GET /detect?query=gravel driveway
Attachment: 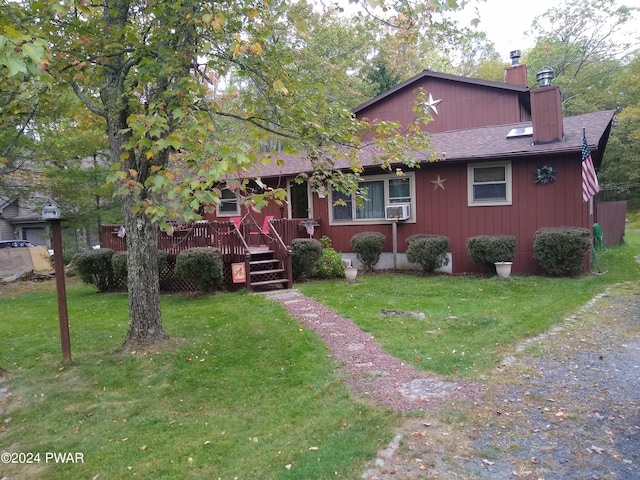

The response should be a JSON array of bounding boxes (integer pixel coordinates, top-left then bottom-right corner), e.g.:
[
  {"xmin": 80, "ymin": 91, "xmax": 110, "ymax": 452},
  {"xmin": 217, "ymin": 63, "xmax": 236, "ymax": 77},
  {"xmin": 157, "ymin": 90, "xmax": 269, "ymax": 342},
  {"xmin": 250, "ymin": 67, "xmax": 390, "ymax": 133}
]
[{"xmin": 361, "ymin": 283, "xmax": 640, "ymax": 480}]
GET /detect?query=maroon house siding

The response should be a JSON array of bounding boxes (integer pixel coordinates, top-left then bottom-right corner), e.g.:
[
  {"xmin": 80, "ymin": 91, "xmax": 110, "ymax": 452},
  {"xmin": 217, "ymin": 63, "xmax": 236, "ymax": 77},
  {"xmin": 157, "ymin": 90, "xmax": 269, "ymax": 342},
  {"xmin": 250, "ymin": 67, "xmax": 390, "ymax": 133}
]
[
  {"xmin": 356, "ymin": 76, "xmax": 529, "ymax": 133},
  {"xmin": 308, "ymin": 153, "xmax": 590, "ymax": 275}
]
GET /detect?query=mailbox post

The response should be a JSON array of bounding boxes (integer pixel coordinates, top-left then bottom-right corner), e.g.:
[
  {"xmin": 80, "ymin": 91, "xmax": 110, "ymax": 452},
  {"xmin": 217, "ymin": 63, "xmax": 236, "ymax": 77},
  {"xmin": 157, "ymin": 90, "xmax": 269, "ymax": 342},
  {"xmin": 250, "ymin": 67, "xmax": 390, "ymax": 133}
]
[{"xmin": 42, "ymin": 199, "xmax": 71, "ymax": 364}]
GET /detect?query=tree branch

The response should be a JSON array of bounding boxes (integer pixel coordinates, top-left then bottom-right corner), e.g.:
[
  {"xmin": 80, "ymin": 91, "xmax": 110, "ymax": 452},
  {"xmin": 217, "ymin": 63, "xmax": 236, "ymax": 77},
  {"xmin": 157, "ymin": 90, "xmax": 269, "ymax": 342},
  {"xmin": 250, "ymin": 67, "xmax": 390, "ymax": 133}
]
[{"xmin": 70, "ymin": 80, "xmax": 108, "ymax": 118}]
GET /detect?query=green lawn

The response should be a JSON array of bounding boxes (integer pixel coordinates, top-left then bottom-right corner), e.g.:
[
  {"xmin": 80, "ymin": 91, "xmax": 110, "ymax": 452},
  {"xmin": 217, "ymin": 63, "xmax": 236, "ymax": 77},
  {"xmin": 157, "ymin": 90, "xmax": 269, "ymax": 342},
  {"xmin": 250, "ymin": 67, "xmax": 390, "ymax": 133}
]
[
  {"xmin": 1, "ymin": 215, "xmax": 638, "ymax": 478},
  {"xmin": 0, "ymin": 287, "xmax": 395, "ymax": 479},
  {"xmin": 299, "ymin": 216, "xmax": 640, "ymax": 379}
]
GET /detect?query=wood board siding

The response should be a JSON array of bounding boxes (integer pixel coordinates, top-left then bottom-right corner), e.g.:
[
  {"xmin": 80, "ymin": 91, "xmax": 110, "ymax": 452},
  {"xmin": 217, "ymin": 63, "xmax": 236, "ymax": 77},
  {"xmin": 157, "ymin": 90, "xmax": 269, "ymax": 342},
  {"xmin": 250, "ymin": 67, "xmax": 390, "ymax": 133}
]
[
  {"xmin": 311, "ymin": 155, "xmax": 590, "ymax": 274},
  {"xmin": 357, "ymin": 78, "xmax": 525, "ymax": 134}
]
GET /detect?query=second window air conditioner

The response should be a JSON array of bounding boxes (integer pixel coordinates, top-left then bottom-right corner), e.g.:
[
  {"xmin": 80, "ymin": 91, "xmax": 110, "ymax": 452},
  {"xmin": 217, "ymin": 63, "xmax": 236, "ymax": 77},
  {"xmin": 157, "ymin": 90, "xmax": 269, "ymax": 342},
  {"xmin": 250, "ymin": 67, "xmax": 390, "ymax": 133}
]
[{"xmin": 384, "ymin": 204, "xmax": 411, "ymax": 221}]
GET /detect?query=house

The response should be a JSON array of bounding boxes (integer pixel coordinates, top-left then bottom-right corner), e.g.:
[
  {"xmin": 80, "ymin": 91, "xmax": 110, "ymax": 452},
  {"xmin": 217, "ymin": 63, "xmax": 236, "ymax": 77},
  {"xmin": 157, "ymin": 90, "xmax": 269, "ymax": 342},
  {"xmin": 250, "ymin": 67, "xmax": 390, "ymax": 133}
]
[
  {"xmin": 203, "ymin": 57, "xmax": 616, "ymax": 275},
  {"xmin": 0, "ymin": 196, "xmax": 50, "ymax": 246}
]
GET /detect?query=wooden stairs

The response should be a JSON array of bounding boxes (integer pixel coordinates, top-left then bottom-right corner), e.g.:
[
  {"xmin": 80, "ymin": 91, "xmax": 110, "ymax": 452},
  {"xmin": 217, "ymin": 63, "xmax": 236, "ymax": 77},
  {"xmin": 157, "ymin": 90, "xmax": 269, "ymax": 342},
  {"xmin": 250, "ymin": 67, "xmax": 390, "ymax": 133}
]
[{"xmin": 247, "ymin": 248, "xmax": 291, "ymax": 290}]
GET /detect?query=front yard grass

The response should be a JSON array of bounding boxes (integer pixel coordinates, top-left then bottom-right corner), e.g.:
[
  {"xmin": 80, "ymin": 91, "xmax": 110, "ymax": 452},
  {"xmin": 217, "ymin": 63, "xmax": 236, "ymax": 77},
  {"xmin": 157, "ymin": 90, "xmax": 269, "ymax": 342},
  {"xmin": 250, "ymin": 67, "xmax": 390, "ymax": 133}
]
[
  {"xmin": 0, "ymin": 286, "xmax": 395, "ymax": 479},
  {"xmin": 1, "ymin": 215, "xmax": 638, "ymax": 478},
  {"xmin": 299, "ymin": 217, "xmax": 640, "ymax": 379}
]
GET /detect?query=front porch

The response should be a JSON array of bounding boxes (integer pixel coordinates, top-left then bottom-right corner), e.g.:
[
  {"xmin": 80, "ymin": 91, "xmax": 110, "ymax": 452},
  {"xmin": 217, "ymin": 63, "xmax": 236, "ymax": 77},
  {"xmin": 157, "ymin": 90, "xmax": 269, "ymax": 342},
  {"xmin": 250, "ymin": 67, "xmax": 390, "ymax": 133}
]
[{"xmin": 100, "ymin": 217, "xmax": 320, "ymax": 291}]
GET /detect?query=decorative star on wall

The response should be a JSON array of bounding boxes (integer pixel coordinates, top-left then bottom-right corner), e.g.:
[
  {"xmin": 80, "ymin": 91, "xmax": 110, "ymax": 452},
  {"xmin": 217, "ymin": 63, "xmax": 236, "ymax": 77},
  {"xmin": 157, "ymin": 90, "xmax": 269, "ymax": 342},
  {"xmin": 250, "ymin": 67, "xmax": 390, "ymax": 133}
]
[
  {"xmin": 424, "ymin": 93, "xmax": 442, "ymax": 115},
  {"xmin": 431, "ymin": 174, "xmax": 446, "ymax": 191}
]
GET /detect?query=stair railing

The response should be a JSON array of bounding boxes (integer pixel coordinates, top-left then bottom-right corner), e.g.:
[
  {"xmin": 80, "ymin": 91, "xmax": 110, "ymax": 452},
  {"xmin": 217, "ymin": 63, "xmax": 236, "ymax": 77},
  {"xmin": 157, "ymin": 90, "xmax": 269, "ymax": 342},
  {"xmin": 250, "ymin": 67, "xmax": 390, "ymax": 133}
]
[{"xmin": 266, "ymin": 219, "xmax": 293, "ymax": 288}]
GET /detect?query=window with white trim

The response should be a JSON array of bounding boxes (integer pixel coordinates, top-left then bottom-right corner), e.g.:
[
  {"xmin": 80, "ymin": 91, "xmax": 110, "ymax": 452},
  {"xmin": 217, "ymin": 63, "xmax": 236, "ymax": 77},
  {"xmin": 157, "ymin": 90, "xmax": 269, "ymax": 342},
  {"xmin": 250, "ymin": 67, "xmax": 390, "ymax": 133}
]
[
  {"xmin": 217, "ymin": 188, "xmax": 240, "ymax": 216},
  {"xmin": 330, "ymin": 173, "xmax": 414, "ymax": 224},
  {"xmin": 467, "ymin": 161, "xmax": 512, "ymax": 206}
]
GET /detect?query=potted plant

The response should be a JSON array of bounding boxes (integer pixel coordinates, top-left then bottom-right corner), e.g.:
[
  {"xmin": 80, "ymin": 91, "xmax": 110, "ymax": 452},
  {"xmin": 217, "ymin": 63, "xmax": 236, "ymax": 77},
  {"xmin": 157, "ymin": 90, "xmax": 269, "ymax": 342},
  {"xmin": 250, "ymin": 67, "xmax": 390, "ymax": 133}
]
[
  {"xmin": 494, "ymin": 260, "xmax": 513, "ymax": 279},
  {"xmin": 344, "ymin": 260, "xmax": 358, "ymax": 282},
  {"xmin": 466, "ymin": 235, "xmax": 516, "ymax": 278}
]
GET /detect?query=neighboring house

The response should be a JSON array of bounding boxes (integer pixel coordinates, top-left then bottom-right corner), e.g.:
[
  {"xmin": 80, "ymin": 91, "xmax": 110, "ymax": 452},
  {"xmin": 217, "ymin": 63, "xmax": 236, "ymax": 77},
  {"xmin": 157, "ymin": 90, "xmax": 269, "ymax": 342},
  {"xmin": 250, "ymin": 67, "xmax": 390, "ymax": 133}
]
[
  {"xmin": 0, "ymin": 196, "xmax": 49, "ymax": 246},
  {"xmin": 203, "ymin": 58, "xmax": 616, "ymax": 275}
]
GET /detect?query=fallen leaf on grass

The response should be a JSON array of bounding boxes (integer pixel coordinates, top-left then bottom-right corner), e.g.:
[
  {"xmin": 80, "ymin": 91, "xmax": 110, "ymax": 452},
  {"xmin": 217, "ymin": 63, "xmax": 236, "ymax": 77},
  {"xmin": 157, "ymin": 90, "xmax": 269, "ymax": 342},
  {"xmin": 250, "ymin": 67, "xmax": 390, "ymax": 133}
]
[{"xmin": 139, "ymin": 445, "xmax": 147, "ymax": 451}]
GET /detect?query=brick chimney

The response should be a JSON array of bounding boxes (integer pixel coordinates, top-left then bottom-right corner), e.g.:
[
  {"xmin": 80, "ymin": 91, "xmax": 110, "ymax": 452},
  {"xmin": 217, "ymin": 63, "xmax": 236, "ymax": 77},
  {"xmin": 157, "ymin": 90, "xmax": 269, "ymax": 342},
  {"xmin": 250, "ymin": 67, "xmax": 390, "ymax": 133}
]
[
  {"xmin": 531, "ymin": 69, "xmax": 563, "ymax": 144},
  {"xmin": 504, "ymin": 50, "xmax": 528, "ymax": 86}
]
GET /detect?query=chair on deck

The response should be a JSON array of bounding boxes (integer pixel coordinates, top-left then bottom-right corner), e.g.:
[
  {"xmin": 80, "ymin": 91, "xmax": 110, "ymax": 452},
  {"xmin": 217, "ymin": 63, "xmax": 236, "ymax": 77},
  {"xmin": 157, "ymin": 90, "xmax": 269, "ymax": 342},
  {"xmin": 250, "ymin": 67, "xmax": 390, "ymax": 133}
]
[{"xmin": 249, "ymin": 215, "xmax": 274, "ymax": 244}]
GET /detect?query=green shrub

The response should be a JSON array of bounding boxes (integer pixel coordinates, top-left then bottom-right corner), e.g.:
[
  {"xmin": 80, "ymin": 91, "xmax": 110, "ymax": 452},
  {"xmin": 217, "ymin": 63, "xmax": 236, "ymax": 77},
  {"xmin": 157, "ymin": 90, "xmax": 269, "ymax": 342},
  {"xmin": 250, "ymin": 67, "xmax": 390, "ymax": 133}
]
[
  {"xmin": 112, "ymin": 251, "xmax": 128, "ymax": 280},
  {"xmin": 406, "ymin": 235, "xmax": 449, "ymax": 275},
  {"xmin": 291, "ymin": 238, "xmax": 323, "ymax": 280},
  {"xmin": 319, "ymin": 235, "xmax": 333, "ymax": 249},
  {"xmin": 112, "ymin": 250, "xmax": 169, "ymax": 283},
  {"xmin": 350, "ymin": 231, "xmax": 385, "ymax": 272},
  {"xmin": 311, "ymin": 247, "xmax": 345, "ymax": 279},
  {"xmin": 533, "ymin": 227, "xmax": 591, "ymax": 276},
  {"xmin": 175, "ymin": 247, "xmax": 223, "ymax": 293},
  {"xmin": 73, "ymin": 249, "xmax": 117, "ymax": 292},
  {"xmin": 466, "ymin": 235, "xmax": 516, "ymax": 275}
]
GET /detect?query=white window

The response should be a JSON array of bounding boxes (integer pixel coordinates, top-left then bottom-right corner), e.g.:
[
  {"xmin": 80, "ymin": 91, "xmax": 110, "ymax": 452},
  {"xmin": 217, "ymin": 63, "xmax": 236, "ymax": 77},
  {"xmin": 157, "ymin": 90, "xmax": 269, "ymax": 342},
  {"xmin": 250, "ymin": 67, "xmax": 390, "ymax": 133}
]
[
  {"xmin": 330, "ymin": 173, "xmax": 415, "ymax": 224},
  {"xmin": 217, "ymin": 188, "xmax": 240, "ymax": 216},
  {"xmin": 468, "ymin": 161, "xmax": 512, "ymax": 206}
]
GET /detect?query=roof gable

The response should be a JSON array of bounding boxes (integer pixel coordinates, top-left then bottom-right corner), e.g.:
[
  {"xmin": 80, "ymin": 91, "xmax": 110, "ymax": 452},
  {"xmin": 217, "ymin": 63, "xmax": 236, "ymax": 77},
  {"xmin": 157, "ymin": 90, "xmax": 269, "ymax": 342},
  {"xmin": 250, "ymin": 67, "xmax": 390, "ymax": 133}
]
[{"xmin": 353, "ymin": 70, "xmax": 530, "ymax": 114}]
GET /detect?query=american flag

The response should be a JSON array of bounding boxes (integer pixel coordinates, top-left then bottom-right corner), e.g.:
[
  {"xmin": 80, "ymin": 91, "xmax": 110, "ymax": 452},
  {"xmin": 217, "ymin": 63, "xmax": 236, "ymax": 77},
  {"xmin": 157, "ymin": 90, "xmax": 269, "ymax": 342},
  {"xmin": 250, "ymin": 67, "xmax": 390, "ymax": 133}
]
[{"xmin": 581, "ymin": 132, "xmax": 599, "ymax": 202}]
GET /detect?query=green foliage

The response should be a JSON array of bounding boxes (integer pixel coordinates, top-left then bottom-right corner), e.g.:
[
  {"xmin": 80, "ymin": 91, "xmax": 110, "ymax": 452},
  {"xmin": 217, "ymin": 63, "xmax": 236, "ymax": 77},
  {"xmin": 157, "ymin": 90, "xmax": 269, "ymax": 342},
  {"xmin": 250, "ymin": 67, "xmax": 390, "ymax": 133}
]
[
  {"xmin": 533, "ymin": 227, "xmax": 591, "ymax": 276},
  {"xmin": 311, "ymin": 247, "xmax": 345, "ymax": 279},
  {"xmin": 319, "ymin": 235, "xmax": 333, "ymax": 249},
  {"xmin": 291, "ymin": 238, "xmax": 323, "ymax": 280},
  {"xmin": 466, "ymin": 235, "xmax": 516, "ymax": 275},
  {"xmin": 111, "ymin": 251, "xmax": 128, "ymax": 281},
  {"xmin": 73, "ymin": 249, "xmax": 117, "ymax": 292},
  {"xmin": 175, "ymin": 247, "xmax": 223, "ymax": 293},
  {"xmin": 350, "ymin": 231, "xmax": 385, "ymax": 272},
  {"xmin": 112, "ymin": 250, "xmax": 168, "ymax": 283},
  {"xmin": 405, "ymin": 234, "xmax": 449, "ymax": 275}
]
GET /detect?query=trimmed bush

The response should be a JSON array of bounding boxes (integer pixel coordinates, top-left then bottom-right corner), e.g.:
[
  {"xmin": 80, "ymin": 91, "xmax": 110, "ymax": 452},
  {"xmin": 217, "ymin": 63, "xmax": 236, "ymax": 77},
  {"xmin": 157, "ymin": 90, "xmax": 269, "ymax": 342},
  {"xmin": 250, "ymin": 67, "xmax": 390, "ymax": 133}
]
[
  {"xmin": 406, "ymin": 235, "xmax": 449, "ymax": 275},
  {"xmin": 311, "ymin": 248, "xmax": 345, "ymax": 279},
  {"xmin": 350, "ymin": 231, "xmax": 385, "ymax": 272},
  {"xmin": 112, "ymin": 250, "xmax": 169, "ymax": 283},
  {"xmin": 73, "ymin": 248, "xmax": 117, "ymax": 292},
  {"xmin": 466, "ymin": 235, "xmax": 516, "ymax": 275},
  {"xmin": 175, "ymin": 247, "xmax": 223, "ymax": 293},
  {"xmin": 291, "ymin": 238, "xmax": 323, "ymax": 280},
  {"xmin": 112, "ymin": 251, "xmax": 128, "ymax": 281},
  {"xmin": 533, "ymin": 227, "xmax": 591, "ymax": 276}
]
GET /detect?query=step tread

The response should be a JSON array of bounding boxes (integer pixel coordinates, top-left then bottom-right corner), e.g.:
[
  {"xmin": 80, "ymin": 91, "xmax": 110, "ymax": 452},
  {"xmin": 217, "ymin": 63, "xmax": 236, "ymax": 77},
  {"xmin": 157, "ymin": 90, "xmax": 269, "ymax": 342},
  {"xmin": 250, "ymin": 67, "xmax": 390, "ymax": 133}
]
[
  {"xmin": 250, "ymin": 259, "xmax": 281, "ymax": 265},
  {"xmin": 250, "ymin": 268, "xmax": 285, "ymax": 276},
  {"xmin": 250, "ymin": 279, "xmax": 290, "ymax": 287}
]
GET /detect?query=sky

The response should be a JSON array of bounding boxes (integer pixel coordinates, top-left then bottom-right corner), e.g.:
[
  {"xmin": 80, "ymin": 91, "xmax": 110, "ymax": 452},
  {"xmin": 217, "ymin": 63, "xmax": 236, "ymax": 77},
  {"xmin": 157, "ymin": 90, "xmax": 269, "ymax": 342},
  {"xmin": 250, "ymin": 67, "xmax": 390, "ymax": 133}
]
[
  {"xmin": 449, "ymin": 0, "xmax": 640, "ymax": 62},
  {"xmin": 448, "ymin": 0, "xmax": 561, "ymax": 62}
]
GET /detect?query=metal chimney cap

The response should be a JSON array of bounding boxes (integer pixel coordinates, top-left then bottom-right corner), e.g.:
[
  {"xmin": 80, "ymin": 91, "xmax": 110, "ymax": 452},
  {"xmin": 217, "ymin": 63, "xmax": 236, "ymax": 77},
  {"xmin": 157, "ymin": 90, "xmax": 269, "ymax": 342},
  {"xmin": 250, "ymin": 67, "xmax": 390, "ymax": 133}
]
[
  {"xmin": 536, "ymin": 68, "xmax": 554, "ymax": 87},
  {"xmin": 509, "ymin": 50, "xmax": 521, "ymax": 66}
]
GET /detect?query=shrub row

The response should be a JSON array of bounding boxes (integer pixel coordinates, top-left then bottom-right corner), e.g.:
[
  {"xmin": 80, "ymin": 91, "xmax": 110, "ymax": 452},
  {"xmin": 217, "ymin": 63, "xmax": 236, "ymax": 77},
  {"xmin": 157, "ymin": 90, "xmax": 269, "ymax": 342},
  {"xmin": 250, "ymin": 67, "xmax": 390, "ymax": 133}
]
[
  {"xmin": 73, "ymin": 247, "xmax": 223, "ymax": 293},
  {"xmin": 291, "ymin": 227, "xmax": 590, "ymax": 278}
]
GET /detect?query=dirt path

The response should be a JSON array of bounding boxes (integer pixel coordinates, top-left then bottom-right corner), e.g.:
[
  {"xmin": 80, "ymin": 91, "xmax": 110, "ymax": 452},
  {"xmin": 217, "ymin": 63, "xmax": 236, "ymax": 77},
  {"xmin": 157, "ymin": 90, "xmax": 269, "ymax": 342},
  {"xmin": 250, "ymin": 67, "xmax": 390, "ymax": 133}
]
[{"xmin": 266, "ymin": 283, "xmax": 640, "ymax": 479}]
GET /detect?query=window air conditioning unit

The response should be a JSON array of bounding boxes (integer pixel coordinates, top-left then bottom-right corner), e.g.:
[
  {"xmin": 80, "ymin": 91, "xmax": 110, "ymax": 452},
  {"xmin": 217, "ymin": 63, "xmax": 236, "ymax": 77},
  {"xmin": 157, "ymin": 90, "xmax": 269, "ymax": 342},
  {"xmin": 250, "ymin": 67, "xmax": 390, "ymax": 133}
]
[{"xmin": 385, "ymin": 204, "xmax": 410, "ymax": 221}]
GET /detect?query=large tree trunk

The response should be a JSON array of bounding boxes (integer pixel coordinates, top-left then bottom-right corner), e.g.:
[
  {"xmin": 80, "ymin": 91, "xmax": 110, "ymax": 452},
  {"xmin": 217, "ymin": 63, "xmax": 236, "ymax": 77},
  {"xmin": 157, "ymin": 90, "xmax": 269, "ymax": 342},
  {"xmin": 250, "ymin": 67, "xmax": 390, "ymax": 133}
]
[
  {"xmin": 121, "ymin": 192, "xmax": 166, "ymax": 346},
  {"xmin": 103, "ymin": 104, "xmax": 167, "ymax": 347}
]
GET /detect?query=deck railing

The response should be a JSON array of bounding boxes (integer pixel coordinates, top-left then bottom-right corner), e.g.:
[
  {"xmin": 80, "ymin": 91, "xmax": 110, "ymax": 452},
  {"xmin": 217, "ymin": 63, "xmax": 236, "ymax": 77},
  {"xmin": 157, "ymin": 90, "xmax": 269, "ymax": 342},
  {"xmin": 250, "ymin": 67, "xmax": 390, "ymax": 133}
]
[
  {"xmin": 100, "ymin": 219, "xmax": 316, "ymax": 290},
  {"xmin": 101, "ymin": 218, "xmax": 319, "ymax": 257}
]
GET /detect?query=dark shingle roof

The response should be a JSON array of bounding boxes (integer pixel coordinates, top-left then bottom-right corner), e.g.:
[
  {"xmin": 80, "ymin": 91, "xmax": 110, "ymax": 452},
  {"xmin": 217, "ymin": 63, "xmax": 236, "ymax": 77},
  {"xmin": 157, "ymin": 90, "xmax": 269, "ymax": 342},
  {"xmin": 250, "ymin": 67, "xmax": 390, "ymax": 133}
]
[{"xmin": 251, "ymin": 110, "xmax": 615, "ymax": 179}]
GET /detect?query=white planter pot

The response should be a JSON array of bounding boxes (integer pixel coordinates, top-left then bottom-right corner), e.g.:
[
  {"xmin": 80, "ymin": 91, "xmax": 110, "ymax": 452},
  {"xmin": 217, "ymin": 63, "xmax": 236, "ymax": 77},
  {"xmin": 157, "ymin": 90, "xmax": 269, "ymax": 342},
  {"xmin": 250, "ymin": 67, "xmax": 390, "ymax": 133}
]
[
  {"xmin": 495, "ymin": 261, "xmax": 513, "ymax": 278},
  {"xmin": 345, "ymin": 266, "xmax": 358, "ymax": 282}
]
